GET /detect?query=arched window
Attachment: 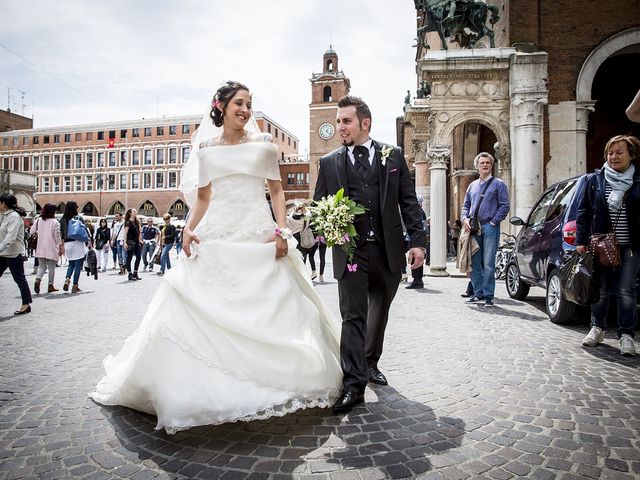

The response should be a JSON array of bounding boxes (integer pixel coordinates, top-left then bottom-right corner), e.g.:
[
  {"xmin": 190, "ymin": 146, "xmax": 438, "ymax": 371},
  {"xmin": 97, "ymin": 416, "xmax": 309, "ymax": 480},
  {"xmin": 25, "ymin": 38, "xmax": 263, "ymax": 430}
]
[
  {"xmin": 323, "ymin": 86, "xmax": 332, "ymax": 102},
  {"xmin": 139, "ymin": 200, "xmax": 158, "ymax": 217},
  {"xmin": 82, "ymin": 202, "xmax": 98, "ymax": 216},
  {"xmin": 108, "ymin": 201, "xmax": 125, "ymax": 215},
  {"xmin": 326, "ymin": 59, "xmax": 334, "ymax": 71},
  {"xmin": 57, "ymin": 202, "xmax": 66, "ymax": 214},
  {"xmin": 168, "ymin": 199, "xmax": 188, "ymax": 219}
]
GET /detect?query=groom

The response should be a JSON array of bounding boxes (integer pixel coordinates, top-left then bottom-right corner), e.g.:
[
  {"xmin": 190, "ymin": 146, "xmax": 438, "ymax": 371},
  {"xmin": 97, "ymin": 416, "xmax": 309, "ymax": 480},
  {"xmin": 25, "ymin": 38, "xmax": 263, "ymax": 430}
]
[{"xmin": 314, "ymin": 95, "xmax": 427, "ymax": 412}]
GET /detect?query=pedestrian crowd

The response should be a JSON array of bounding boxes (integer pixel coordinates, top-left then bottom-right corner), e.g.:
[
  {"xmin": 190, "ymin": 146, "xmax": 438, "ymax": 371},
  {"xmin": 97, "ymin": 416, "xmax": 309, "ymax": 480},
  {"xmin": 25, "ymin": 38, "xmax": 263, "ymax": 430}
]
[{"xmin": 0, "ymin": 200, "xmax": 183, "ymax": 316}]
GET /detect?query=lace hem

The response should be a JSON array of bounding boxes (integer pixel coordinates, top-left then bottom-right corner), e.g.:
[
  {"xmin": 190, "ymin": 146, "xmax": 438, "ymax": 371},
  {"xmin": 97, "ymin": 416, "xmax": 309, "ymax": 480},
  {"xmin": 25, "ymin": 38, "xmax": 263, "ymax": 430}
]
[
  {"xmin": 162, "ymin": 388, "xmax": 342, "ymax": 435},
  {"xmin": 91, "ymin": 320, "xmax": 341, "ymax": 410}
]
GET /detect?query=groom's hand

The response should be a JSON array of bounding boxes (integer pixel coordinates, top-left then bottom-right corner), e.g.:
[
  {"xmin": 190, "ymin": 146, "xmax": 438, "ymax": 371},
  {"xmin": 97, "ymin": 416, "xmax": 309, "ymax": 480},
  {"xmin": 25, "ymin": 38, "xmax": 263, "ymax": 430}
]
[{"xmin": 407, "ymin": 247, "xmax": 425, "ymax": 269}]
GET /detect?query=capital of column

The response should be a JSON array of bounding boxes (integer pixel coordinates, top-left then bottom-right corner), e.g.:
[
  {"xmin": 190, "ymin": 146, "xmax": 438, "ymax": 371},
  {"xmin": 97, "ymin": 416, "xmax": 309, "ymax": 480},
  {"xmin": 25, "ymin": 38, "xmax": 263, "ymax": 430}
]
[
  {"xmin": 426, "ymin": 145, "xmax": 451, "ymax": 169},
  {"xmin": 511, "ymin": 96, "xmax": 548, "ymax": 127},
  {"xmin": 576, "ymin": 101, "xmax": 596, "ymax": 133},
  {"xmin": 412, "ymin": 140, "xmax": 429, "ymax": 164}
]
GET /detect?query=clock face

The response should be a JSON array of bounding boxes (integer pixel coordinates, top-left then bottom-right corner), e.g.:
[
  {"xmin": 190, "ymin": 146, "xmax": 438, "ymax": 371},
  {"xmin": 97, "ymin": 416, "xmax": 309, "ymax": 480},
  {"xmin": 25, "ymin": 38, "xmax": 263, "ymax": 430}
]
[{"xmin": 318, "ymin": 122, "xmax": 335, "ymax": 140}]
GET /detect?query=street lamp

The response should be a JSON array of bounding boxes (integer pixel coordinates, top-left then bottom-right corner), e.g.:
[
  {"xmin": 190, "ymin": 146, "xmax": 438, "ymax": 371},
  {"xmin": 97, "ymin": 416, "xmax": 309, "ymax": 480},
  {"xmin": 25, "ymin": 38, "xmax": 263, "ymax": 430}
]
[{"xmin": 95, "ymin": 173, "xmax": 106, "ymax": 216}]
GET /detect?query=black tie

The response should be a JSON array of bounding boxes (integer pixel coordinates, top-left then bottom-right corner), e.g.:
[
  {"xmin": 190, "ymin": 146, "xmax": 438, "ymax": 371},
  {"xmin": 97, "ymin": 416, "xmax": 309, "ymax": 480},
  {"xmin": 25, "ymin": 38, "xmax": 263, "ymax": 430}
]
[{"xmin": 354, "ymin": 145, "xmax": 370, "ymax": 173}]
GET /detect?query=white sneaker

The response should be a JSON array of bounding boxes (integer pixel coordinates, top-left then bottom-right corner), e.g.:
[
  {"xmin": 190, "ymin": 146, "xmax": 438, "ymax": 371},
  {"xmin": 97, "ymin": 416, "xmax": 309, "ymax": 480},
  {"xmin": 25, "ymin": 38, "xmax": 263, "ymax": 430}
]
[
  {"xmin": 582, "ymin": 326, "xmax": 605, "ymax": 347},
  {"xmin": 311, "ymin": 271, "xmax": 317, "ymax": 280},
  {"xmin": 620, "ymin": 334, "xmax": 637, "ymax": 356},
  {"xmin": 318, "ymin": 275, "xmax": 324, "ymax": 282}
]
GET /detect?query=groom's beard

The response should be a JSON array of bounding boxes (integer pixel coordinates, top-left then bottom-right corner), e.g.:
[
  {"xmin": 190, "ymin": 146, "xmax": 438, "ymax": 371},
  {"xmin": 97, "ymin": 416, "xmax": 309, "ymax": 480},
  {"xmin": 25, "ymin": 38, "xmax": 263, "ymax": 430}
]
[{"xmin": 342, "ymin": 139, "xmax": 355, "ymax": 146}]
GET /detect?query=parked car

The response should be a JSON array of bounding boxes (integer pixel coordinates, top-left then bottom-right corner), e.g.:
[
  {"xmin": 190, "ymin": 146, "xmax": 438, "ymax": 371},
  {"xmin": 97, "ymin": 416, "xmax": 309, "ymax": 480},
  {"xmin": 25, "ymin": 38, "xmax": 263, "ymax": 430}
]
[{"xmin": 505, "ymin": 175, "xmax": 589, "ymax": 324}]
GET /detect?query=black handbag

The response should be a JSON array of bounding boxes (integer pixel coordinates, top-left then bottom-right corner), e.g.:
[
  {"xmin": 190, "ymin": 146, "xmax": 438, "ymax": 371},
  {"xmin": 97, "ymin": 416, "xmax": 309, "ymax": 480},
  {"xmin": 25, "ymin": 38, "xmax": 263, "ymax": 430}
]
[{"xmin": 561, "ymin": 251, "xmax": 599, "ymax": 305}]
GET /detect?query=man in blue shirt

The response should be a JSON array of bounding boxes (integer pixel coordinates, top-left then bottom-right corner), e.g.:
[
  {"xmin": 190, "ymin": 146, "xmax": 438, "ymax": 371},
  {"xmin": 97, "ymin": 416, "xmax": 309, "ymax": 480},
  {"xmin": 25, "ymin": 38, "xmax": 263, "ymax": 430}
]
[
  {"xmin": 141, "ymin": 217, "xmax": 159, "ymax": 272},
  {"xmin": 461, "ymin": 152, "xmax": 510, "ymax": 307}
]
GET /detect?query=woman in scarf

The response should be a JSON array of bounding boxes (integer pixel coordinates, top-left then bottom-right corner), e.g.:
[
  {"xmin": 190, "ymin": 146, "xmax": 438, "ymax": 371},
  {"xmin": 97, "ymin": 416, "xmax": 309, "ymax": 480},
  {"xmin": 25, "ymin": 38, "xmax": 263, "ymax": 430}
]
[{"xmin": 576, "ymin": 135, "xmax": 640, "ymax": 356}]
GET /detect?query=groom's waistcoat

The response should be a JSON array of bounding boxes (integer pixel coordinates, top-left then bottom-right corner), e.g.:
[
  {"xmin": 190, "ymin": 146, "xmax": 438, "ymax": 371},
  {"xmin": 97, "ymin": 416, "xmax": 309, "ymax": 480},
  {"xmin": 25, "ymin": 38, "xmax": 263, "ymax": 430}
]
[{"xmin": 345, "ymin": 157, "xmax": 383, "ymax": 244}]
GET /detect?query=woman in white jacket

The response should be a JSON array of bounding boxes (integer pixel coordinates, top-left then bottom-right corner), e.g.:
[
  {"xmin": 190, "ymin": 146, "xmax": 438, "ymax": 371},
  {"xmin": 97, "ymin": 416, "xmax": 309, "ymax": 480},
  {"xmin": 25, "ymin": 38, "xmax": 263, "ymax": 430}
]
[{"xmin": 0, "ymin": 193, "xmax": 32, "ymax": 315}]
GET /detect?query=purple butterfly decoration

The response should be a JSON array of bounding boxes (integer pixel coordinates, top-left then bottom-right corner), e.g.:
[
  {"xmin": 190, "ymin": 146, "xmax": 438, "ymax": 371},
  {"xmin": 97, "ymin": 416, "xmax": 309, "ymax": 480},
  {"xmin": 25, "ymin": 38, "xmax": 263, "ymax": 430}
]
[{"xmin": 346, "ymin": 263, "xmax": 358, "ymax": 272}]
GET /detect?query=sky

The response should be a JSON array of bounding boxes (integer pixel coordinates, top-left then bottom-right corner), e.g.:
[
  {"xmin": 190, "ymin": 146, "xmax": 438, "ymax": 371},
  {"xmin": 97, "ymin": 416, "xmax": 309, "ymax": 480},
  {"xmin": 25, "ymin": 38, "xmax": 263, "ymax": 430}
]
[{"xmin": 0, "ymin": 0, "xmax": 420, "ymax": 156}]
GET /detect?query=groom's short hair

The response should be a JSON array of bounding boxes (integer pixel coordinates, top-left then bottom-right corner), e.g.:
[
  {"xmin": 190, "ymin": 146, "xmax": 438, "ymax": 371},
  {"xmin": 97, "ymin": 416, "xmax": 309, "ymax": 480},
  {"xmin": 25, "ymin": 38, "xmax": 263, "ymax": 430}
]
[{"xmin": 338, "ymin": 95, "xmax": 372, "ymax": 130}]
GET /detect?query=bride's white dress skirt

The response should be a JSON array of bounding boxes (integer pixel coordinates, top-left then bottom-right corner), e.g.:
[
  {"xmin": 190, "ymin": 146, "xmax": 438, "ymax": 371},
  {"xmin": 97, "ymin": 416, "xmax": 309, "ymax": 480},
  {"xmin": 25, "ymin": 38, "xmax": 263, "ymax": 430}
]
[{"xmin": 90, "ymin": 144, "xmax": 343, "ymax": 434}]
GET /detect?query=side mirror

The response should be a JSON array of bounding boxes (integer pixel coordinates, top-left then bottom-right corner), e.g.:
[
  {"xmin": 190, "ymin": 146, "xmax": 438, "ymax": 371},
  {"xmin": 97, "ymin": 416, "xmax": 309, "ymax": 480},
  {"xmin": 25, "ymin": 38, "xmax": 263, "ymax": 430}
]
[{"xmin": 510, "ymin": 216, "xmax": 526, "ymax": 227}]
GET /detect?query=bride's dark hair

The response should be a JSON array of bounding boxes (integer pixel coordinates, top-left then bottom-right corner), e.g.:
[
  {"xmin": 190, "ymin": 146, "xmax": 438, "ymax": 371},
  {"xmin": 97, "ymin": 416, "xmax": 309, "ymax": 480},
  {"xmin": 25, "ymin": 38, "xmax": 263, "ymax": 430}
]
[{"xmin": 210, "ymin": 81, "xmax": 250, "ymax": 127}]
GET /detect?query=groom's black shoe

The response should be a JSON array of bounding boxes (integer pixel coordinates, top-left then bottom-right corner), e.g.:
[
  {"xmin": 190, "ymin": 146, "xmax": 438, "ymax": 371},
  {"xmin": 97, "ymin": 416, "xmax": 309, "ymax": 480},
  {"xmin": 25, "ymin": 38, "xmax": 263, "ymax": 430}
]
[
  {"xmin": 333, "ymin": 391, "xmax": 365, "ymax": 413},
  {"xmin": 369, "ymin": 367, "xmax": 388, "ymax": 385}
]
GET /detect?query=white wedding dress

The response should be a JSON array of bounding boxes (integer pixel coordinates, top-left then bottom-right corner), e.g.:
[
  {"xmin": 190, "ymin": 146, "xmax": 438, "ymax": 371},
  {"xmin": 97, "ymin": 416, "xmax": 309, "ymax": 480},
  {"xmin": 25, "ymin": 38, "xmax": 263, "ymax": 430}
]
[{"xmin": 90, "ymin": 139, "xmax": 342, "ymax": 434}]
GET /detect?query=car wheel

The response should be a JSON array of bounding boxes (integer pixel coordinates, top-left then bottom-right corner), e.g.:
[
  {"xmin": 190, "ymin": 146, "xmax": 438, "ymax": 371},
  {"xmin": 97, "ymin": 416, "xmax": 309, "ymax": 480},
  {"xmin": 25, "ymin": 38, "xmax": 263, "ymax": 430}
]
[
  {"xmin": 505, "ymin": 261, "xmax": 530, "ymax": 300},
  {"xmin": 546, "ymin": 269, "xmax": 577, "ymax": 324}
]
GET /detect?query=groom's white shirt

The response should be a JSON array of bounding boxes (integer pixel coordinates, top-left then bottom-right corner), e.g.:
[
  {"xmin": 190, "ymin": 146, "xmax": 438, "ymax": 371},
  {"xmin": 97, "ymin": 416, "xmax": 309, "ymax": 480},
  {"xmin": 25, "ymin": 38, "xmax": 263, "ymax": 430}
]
[{"xmin": 346, "ymin": 138, "xmax": 374, "ymax": 167}]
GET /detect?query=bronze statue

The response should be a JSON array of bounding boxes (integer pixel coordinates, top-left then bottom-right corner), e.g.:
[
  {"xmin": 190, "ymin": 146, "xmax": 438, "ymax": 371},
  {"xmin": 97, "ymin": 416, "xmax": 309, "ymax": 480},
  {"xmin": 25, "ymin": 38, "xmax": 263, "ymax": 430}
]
[
  {"xmin": 416, "ymin": 81, "xmax": 431, "ymax": 99},
  {"xmin": 414, "ymin": 0, "xmax": 500, "ymax": 50}
]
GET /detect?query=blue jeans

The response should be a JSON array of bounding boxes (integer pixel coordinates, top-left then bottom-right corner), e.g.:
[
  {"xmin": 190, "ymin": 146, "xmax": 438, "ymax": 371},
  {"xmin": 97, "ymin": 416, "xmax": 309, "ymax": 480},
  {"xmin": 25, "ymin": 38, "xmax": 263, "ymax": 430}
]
[
  {"xmin": 160, "ymin": 244, "xmax": 172, "ymax": 273},
  {"xmin": 65, "ymin": 258, "xmax": 84, "ymax": 285},
  {"xmin": 141, "ymin": 241, "xmax": 157, "ymax": 269},
  {"xmin": 591, "ymin": 245, "xmax": 640, "ymax": 339},
  {"xmin": 471, "ymin": 222, "xmax": 500, "ymax": 300},
  {"xmin": 116, "ymin": 242, "xmax": 126, "ymax": 267}
]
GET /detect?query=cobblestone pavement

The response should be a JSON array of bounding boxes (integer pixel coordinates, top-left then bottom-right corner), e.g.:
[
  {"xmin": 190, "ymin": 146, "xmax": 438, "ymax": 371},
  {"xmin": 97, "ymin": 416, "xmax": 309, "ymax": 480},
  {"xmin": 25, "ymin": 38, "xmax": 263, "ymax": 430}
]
[{"xmin": 1, "ymin": 255, "xmax": 639, "ymax": 480}]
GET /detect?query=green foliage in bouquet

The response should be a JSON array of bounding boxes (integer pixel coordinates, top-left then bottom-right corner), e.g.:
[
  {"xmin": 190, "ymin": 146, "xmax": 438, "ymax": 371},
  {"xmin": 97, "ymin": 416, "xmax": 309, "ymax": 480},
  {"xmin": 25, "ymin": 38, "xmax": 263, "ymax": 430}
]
[{"xmin": 309, "ymin": 188, "xmax": 366, "ymax": 264}]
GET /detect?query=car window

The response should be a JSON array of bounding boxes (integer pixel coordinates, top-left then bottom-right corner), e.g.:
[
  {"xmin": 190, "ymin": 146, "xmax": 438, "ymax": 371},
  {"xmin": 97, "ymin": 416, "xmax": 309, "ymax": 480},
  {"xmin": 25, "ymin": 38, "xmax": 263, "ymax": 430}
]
[
  {"xmin": 527, "ymin": 189, "xmax": 556, "ymax": 227},
  {"xmin": 545, "ymin": 180, "xmax": 577, "ymax": 221}
]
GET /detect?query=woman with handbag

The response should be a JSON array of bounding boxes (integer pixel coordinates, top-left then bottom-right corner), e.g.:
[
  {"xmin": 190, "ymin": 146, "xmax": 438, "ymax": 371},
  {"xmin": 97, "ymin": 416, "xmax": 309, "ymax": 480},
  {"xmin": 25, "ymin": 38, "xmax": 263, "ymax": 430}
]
[
  {"xmin": 0, "ymin": 193, "xmax": 32, "ymax": 315},
  {"xmin": 94, "ymin": 219, "xmax": 111, "ymax": 273},
  {"xmin": 123, "ymin": 208, "xmax": 142, "ymax": 281},
  {"xmin": 576, "ymin": 134, "xmax": 640, "ymax": 356},
  {"xmin": 60, "ymin": 201, "xmax": 87, "ymax": 293},
  {"xmin": 30, "ymin": 203, "xmax": 63, "ymax": 294},
  {"xmin": 287, "ymin": 203, "xmax": 318, "ymax": 280}
]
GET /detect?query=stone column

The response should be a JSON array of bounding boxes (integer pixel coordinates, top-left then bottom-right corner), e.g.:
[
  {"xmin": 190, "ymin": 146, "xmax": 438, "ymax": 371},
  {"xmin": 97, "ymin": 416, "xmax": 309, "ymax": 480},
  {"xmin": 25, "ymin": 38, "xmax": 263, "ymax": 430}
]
[
  {"xmin": 509, "ymin": 52, "xmax": 549, "ymax": 220},
  {"xmin": 576, "ymin": 101, "xmax": 596, "ymax": 174},
  {"xmin": 426, "ymin": 145, "xmax": 450, "ymax": 277},
  {"xmin": 413, "ymin": 140, "xmax": 430, "ymax": 214}
]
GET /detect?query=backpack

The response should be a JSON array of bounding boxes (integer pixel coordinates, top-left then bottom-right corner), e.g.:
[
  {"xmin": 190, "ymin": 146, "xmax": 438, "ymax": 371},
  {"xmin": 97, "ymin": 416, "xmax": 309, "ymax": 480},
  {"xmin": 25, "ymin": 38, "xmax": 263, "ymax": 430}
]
[{"xmin": 67, "ymin": 216, "xmax": 89, "ymax": 242}]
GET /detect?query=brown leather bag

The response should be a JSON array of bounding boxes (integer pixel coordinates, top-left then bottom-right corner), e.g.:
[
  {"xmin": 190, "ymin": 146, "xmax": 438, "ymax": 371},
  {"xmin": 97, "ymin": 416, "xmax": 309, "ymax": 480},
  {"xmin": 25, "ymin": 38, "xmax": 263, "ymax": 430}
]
[
  {"xmin": 589, "ymin": 207, "xmax": 622, "ymax": 268},
  {"xmin": 589, "ymin": 233, "xmax": 620, "ymax": 268}
]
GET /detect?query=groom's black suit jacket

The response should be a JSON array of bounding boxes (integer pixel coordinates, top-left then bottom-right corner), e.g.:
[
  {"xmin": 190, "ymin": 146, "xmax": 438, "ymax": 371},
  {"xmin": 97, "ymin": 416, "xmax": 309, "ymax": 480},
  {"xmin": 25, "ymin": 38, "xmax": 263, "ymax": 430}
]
[{"xmin": 314, "ymin": 140, "xmax": 426, "ymax": 279}]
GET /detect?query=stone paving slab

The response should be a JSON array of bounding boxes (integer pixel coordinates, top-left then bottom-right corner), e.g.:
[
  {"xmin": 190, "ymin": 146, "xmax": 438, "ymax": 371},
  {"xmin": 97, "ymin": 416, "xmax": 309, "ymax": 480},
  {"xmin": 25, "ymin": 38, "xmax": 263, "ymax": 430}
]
[{"xmin": 1, "ymin": 255, "xmax": 639, "ymax": 479}]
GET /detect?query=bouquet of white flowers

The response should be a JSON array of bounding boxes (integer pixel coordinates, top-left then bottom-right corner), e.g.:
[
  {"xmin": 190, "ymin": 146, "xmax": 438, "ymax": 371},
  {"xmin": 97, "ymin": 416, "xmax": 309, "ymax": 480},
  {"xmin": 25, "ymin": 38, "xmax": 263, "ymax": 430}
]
[{"xmin": 309, "ymin": 188, "xmax": 366, "ymax": 269}]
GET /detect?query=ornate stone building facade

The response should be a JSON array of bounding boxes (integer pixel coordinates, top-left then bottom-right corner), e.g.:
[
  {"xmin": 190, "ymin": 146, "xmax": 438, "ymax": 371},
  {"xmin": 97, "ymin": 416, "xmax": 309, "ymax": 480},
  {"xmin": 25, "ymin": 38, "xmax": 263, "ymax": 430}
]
[
  {"xmin": 0, "ymin": 112, "xmax": 301, "ymax": 217},
  {"xmin": 404, "ymin": 0, "xmax": 640, "ymax": 275}
]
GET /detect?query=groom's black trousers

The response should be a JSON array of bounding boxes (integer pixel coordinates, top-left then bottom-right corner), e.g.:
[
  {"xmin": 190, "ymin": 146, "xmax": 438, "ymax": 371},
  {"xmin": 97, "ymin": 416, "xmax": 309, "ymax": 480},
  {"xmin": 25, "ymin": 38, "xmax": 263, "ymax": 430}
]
[{"xmin": 337, "ymin": 240, "xmax": 401, "ymax": 393}]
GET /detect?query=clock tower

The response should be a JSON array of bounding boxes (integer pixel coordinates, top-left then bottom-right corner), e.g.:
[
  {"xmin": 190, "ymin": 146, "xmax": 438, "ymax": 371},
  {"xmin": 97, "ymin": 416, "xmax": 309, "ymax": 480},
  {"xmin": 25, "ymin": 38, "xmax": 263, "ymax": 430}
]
[{"xmin": 309, "ymin": 46, "xmax": 350, "ymax": 195}]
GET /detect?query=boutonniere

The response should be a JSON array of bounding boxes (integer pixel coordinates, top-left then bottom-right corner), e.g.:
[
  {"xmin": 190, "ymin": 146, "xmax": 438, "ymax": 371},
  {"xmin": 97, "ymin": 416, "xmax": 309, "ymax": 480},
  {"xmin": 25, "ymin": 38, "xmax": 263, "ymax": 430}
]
[{"xmin": 379, "ymin": 145, "xmax": 393, "ymax": 167}]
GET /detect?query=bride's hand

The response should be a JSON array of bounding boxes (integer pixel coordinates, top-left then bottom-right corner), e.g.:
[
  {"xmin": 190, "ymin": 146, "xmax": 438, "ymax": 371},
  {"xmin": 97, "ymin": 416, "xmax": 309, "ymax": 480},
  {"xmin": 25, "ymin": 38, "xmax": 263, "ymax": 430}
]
[
  {"xmin": 271, "ymin": 235, "xmax": 288, "ymax": 259},
  {"xmin": 182, "ymin": 227, "xmax": 199, "ymax": 257}
]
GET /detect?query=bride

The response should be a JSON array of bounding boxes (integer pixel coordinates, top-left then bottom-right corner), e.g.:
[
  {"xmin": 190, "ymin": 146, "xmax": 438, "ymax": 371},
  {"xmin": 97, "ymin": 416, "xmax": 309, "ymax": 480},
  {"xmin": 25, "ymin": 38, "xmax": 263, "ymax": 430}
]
[{"xmin": 90, "ymin": 81, "xmax": 343, "ymax": 434}]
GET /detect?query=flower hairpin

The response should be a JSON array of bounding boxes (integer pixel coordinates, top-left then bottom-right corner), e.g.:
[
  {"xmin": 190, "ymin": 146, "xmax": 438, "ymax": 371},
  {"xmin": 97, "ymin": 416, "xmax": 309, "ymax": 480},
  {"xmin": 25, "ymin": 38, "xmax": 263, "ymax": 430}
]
[{"xmin": 211, "ymin": 99, "xmax": 222, "ymax": 110}]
